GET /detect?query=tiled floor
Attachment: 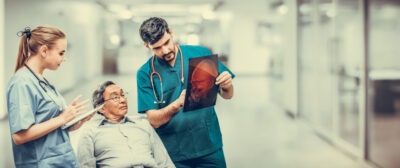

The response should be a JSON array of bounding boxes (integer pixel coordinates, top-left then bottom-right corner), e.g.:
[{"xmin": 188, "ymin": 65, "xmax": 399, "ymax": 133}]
[
  {"xmin": 214, "ymin": 76, "xmax": 371, "ymax": 168},
  {"xmin": 0, "ymin": 74, "xmax": 374, "ymax": 167},
  {"xmin": 370, "ymin": 115, "xmax": 400, "ymax": 168}
]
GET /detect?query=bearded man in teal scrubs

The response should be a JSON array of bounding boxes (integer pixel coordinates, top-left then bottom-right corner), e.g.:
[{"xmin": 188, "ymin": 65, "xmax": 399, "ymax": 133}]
[{"xmin": 136, "ymin": 17, "xmax": 235, "ymax": 168}]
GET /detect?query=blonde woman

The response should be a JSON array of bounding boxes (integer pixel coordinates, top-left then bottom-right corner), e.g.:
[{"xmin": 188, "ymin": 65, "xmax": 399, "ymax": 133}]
[{"xmin": 6, "ymin": 26, "xmax": 90, "ymax": 168}]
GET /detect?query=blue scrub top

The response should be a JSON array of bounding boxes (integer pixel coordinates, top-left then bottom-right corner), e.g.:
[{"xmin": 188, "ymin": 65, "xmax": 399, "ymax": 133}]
[
  {"xmin": 6, "ymin": 67, "xmax": 79, "ymax": 168},
  {"xmin": 136, "ymin": 45, "xmax": 235, "ymax": 161}
]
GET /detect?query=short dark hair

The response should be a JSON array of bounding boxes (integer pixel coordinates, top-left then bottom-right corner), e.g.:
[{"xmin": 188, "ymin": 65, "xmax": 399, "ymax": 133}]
[
  {"xmin": 139, "ymin": 17, "xmax": 169, "ymax": 45},
  {"xmin": 92, "ymin": 81, "xmax": 115, "ymax": 115}
]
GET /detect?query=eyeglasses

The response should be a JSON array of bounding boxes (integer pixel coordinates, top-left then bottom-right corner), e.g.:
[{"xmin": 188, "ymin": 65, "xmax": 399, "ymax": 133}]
[{"xmin": 104, "ymin": 92, "xmax": 128, "ymax": 103}]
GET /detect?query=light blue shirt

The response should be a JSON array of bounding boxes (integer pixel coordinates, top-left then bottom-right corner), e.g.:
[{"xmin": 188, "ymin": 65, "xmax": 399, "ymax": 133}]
[
  {"xmin": 6, "ymin": 67, "xmax": 79, "ymax": 168},
  {"xmin": 77, "ymin": 115, "xmax": 175, "ymax": 168}
]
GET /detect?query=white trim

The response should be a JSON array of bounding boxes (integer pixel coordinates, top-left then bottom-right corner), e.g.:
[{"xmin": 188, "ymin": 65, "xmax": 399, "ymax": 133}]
[{"xmin": 359, "ymin": 0, "xmax": 368, "ymax": 160}]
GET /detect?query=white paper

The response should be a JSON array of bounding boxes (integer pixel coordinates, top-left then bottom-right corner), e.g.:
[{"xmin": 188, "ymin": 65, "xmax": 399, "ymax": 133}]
[{"xmin": 61, "ymin": 104, "xmax": 104, "ymax": 129}]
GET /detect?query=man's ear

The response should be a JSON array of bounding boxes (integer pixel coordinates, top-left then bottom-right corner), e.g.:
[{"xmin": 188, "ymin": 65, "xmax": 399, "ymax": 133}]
[
  {"xmin": 167, "ymin": 28, "xmax": 173, "ymax": 35},
  {"xmin": 144, "ymin": 42, "xmax": 149, "ymax": 49},
  {"xmin": 97, "ymin": 104, "xmax": 105, "ymax": 114}
]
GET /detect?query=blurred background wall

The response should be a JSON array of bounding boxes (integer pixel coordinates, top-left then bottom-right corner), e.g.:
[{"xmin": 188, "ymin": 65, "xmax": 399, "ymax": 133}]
[
  {"xmin": 1, "ymin": 0, "xmax": 400, "ymax": 167},
  {"xmin": 4, "ymin": 0, "xmax": 104, "ymax": 91}
]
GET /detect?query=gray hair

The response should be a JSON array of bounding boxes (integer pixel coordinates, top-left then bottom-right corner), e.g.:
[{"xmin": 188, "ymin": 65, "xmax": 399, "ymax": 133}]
[{"xmin": 92, "ymin": 81, "xmax": 115, "ymax": 115}]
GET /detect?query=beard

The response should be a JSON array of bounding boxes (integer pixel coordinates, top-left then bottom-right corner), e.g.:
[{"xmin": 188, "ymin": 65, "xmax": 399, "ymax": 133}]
[
  {"xmin": 162, "ymin": 45, "xmax": 177, "ymax": 63},
  {"xmin": 162, "ymin": 51, "xmax": 176, "ymax": 63}
]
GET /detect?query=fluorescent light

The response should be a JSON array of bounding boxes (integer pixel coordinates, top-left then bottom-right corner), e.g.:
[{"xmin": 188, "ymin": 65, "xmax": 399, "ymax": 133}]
[
  {"xmin": 110, "ymin": 34, "xmax": 121, "ymax": 45},
  {"xmin": 277, "ymin": 5, "xmax": 288, "ymax": 15}
]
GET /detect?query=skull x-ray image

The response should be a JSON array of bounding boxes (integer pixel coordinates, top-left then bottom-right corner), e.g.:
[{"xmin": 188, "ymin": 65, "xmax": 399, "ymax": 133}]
[{"xmin": 184, "ymin": 55, "xmax": 219, "ymax": 112}]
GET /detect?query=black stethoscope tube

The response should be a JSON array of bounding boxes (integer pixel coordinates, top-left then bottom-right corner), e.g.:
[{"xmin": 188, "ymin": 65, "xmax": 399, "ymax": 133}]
[
  {"xmin": 24, "ymin": 64, "xmax": 64, "ymax": 111},
  {"xmin": 24, "ymin": 64, "xmax": 56, "ymax": 94}
]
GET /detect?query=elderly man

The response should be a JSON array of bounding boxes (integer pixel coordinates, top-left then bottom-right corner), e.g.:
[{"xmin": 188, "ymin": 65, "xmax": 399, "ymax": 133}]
[{"xmin": 77, "ymin": 81, "xmax": 175, "ymax": 168}]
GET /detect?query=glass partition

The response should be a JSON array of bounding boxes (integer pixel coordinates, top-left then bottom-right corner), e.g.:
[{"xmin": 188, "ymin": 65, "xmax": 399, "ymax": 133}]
[
  {"xmin": 298, "ymin": 0, "xmax": 363, "ymax": 155},
  {"xmin": 368, "ymin": 0, "xmax": 400, "ymax": 167},
  {"xmin": 335, "ymin": 0, "xmax": 362, "ymax": 148}
]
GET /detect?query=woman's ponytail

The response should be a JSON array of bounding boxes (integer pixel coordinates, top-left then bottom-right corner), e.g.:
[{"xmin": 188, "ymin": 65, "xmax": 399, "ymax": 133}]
[
  {"xmin": 14, "ymin": 26, "xmax": 65, "ymax": 72},
  {"xmin": 15, "ymin": 27, "xmax": 31, "ymax": 72}
]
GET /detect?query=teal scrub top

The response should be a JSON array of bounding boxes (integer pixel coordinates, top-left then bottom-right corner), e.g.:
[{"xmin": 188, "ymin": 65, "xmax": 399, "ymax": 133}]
[
  {"xmin": 6, "ymin": 67, "xmax": 80, "ymax": 168},
  {"xmin": 136, "ymin": 45, "xmax": 235, "ymax": 161}
]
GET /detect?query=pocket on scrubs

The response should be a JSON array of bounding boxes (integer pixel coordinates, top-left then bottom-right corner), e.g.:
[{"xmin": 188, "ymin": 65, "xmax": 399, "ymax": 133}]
[
  {"xmin": 39, "ymin": 141, "xmax": 77, "ymax": 167},
  {"xmin": 157, "ymin": 130, "xmax": 179, "ymax": 156},
  {"xmin": 206, "ymin": 110, "xmax": 222, "ymax": 143},
  {"xmin": 190, "ymin": 121, "xmax": 211, "ymax": 152}
]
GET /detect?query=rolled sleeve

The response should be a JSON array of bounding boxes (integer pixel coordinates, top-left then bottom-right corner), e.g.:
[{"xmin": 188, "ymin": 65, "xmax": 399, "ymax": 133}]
[{"xmin": 218, "ymin": 61, "xmax": 235, "ymax": 79}]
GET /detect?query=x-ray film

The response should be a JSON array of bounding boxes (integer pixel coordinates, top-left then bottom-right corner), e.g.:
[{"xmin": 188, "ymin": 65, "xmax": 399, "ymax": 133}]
[{"xmin": 183, "ymin": 55, "xmax": 219, "ymax": 112}]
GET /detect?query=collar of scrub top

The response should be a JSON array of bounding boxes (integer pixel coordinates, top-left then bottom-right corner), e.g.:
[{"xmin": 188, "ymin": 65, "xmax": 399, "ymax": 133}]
[
  {"xmin": 24, "ymin": 64, "xmax": 66, "ymax": 111},
  {"xmin": 150, "ymin": 44, "xmax": 184, "ymax": 104},
  {"xmin": 24, "ymin": 63, "xmax": 57, "ymax": 94}
]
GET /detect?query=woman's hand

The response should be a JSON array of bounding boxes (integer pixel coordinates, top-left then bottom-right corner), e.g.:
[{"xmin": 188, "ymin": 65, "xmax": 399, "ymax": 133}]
[
  {"xmin": 68, "ymin": 112, "xmax": 95, "ymax": 131},
  {"xmin": 58, "ymin": 95, "xmax": 89, "ymax": 124}
]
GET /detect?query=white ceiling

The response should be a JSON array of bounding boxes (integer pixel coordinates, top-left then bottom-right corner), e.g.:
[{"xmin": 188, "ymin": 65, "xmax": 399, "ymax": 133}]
[{"xmin": 92, "ymin": 0, "xmax": 274, "ymax": 21}]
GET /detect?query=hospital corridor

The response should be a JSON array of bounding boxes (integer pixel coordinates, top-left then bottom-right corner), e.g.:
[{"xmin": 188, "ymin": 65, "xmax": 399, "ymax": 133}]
[{"xmin": 1, "ymin": 0, "xmax": 400, "ymax": 168}]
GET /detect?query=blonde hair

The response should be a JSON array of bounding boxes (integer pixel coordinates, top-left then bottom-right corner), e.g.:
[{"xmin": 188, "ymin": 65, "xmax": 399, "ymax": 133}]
[{"xmin": 15, "ymin": 25, "xmax": 66, "ymax": 72}]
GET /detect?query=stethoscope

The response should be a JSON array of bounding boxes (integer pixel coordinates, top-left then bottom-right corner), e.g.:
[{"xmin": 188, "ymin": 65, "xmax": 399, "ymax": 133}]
[
  {"xmin": 24, "ymin": 64, "xmax": 65, "ymax": 111},
  {"xmin": 150, "ymin": 44, "xmax": 184, "ymax": 104}
]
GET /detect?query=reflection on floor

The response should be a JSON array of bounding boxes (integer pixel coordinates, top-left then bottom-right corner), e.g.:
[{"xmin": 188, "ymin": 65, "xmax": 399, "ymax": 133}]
[{"xmin": 370, "ymin": 114, "xmax": 400, "ymax": 168}]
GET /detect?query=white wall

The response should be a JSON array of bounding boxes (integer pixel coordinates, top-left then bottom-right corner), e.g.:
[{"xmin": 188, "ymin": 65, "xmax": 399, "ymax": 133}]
[
  {"xmin": 1, "ymin": 0, "xmax": 14, "ymax": 167},
  {"xmin": 225, "ymin": 0, "xmax": 269, "ymax": 75},
  {"xmin": 282, "ymin": 0, "xmax": 298, "ymax": 116},
  {"xmin": 223, "ymin": 0, "xmax": 299, "ymax": 116},
  {"xmin": 0, "ymin": 0, "xmax": 5, "ymax": 120},
  {"xmin": 118, "ymin": 18, "xmax": 151, "ymax": 75}
]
